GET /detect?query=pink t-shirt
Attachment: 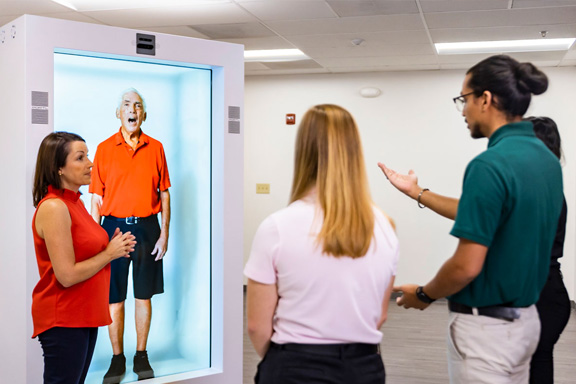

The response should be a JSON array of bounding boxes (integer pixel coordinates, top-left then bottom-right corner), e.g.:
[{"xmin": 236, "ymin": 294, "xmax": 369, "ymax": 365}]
[{"xmin": 244, "ymin": 196, "xmax": 399, "ymax": 345}]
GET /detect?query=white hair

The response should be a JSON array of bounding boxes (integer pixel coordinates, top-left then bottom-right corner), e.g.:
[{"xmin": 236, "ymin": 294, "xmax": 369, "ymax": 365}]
[{"xmin": 117, "ymin": 88, "xmax": 147, "ymax": 112}]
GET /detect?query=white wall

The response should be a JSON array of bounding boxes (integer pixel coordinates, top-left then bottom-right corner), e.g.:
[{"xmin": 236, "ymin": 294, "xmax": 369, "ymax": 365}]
[{"xmin": 243, "ymin": 67, "xmax": 576, "ymax": 301}]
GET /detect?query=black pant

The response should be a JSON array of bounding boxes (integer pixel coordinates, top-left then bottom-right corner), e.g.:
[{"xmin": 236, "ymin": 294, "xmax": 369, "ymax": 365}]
[
  {"xmin": 38, "ymin": 327, "xmax": 98, "ymax": 384},
  {"xmin": 255, "ymin": 342, "xmax": 385, "ymax": 384},
  {"xmin": 530, "ymin": 267, "xmax": 571, "ymax": 384}
]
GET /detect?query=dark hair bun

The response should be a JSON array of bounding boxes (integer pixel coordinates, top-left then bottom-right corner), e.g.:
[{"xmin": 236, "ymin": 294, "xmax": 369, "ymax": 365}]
[{"xmin": 516, "ymin": 62, "xmax": 548, "ymax": 95}]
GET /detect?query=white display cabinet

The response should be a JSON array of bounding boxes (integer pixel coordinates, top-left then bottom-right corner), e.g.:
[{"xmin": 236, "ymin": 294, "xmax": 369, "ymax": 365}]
[{"xmin": 0, "ymin": 15, "xmax": 244, "ymax": 384}]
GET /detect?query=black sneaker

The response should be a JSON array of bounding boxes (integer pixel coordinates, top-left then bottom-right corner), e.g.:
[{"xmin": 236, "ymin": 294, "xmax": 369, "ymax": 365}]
[
  {"xmin": 133, "ymin": 350, "xmax": 154, "ymax": 380},
  {"xmin": 102, "ymin": 353, "xmax": 126, "ymax": 384}
]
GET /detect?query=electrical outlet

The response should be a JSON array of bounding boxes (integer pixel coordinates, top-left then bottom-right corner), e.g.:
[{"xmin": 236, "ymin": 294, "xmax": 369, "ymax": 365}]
[{"xmin": 256, "ymin": 183, "xmax": 270, "ymax": 194}]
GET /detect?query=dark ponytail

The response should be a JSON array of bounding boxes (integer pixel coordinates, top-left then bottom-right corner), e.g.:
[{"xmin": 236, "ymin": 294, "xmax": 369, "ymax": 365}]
[
  {"xmin": 466, "ymin": 55, "xmax": 548, "ymax": 118},
  {"xmin": 516, "ymin": 62, "xmax": 548, "ymax": 95}
]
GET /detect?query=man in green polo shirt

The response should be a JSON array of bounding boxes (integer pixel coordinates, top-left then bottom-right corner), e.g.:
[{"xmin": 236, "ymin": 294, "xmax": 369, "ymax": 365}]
[{"xmin": 379, "ymin": 55, "xmax": 563, "ymax": 383}]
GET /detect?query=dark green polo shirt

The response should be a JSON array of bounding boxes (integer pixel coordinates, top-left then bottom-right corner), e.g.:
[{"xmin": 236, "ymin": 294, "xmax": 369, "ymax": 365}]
[{"xmin": 449, "ymin": 121, "xmax": 563, "ymax": 307}]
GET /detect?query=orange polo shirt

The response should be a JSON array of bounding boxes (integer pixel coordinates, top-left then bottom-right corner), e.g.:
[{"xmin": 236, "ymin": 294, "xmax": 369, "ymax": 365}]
[{"xmin": 90, "ymin": 128, "xmax": 171, "ymax": 218}]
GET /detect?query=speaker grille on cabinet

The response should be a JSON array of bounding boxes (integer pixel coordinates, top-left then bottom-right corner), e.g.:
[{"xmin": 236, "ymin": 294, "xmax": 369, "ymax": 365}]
[
  {"xmin": 228, "ymin": 106, "xmax": 240, "ymax": 134},
  {"xmin": 31, "ymin": 91, "xmax": 49, "ymax": 125}
]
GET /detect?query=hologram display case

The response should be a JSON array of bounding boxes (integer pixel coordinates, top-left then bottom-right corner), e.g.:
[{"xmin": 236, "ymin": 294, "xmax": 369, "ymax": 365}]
[{"xmin": 0, "ymin": 15, "xmax": 244, "ymax": 384}]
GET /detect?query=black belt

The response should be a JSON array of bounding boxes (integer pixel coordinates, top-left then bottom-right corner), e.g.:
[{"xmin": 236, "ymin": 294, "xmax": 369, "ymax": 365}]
[
  {"xmin": 448, "ymin": 301, "xmax": 521, "ymax": 322},
  {"xmin": 105, "ymin": 214, "xmax": 157, "ymax": 225},
  {"xmin": 270, "ymin": 342, "xmax": 379, "ymax": 358}
]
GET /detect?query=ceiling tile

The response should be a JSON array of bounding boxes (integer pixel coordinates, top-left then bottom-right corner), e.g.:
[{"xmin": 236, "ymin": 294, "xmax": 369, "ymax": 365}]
[
  {"xmin": 301, "ymin": 43, "xmax": 435, "ymax": 58},
  {"xmin": 245, "ymin": 62, "xmax": 270, "ymax": 71},
  {"xmin": 521, "ymin": 60, "xmax": 563, "ymax": 66},
  {"xmin": 218, "ymin": 36, "xmax": 293, "ymax": 50},
  {"xmin": 246, "ymin": 68, "xmax": 330, "ymax": 75},
  {"xmin": 0, "ymin": 0, "xmax": 72, "ymax": 15},
  {"xmin": 315, "ymin": 54, "xmax": 438, "ymax": 67},
  {"xmin": 507, "ymin": 50, "xmax": 568, "ymax": 61},
  {"xmin": 266, "ymin": 13, "xmax": 425, "ymax": 36},
  {"xmin": 190, "ymin": 22, "xmax": 276, "ymax": 39},
  {"xmin": 83, "ymin": 3, "xmax": 255, "ymax": 28},
  {"xmin": 425, "ymin": 7, "xmax": 576, "ymax": 29},
  {"xmin": 437, "ymin": 51, "xmax": 571, "ymax": 71},
  {"xmin": 1, "ymin": 12, "xmax": 103, "ymax": 27},
  {"xmin": 235, "ymin": 0, "xmax": 328, "ymax": 2},
  {"xmin": 139, "ymin": 25, "xmax": 210, "ymax": 39},
  {"xmin": 38, "ymin": 12, "xmax": 106, "ymax": 24},
  {"xmin": 430, "ymin": 24, "xmax": 576, "ymax": 43},
  {"xmin": 512, "ymin": 0, "xmax": 576, "ymax": 9},
  {"xmin": 564, "ymin": 49, "xmax": 576, "ymax": 59},
  {"xmin": 286, "ymin": 30, "xmax": 431, "ymax": 48},
  {"xmin": 38, "ymin": 0, "xmax": 238, "ymax": 12},
  {"xmin": 0, "ymin": 16, "xmax": 13, "ymax": 26},
  {"xmin": 329, "ymin": 64, "xmax": 440, "ymax": 73},
  {"xmin": 0, "ymin": 0, "xmax": 572, "ymax": 75},
  {"xmin": 438, "ymin": 53, "xmax": 499, "ymax": 64},
  {"xmin": 558, "ymin": 59, "xmax": 576, "ymax": 65},
  {"xmin": 439, "ymin": 62, "xmax": 476, "ymax": 70},
  {"xmin": 420, "ymin": 0, "xmax": 510, "ymax": 13},
  {"xmin": 262, "ymin": 59, "xmax": 323, "ymax": 69},
  {"xmin": 327, "ymin": 1, "xmax": 419, "ymax": 17},
  {"xmin": 438, "ymin": 50, "xmax": 566, "ymax": 64},
  {"xmin": 239, "ymin": 1, "xmax": 336, "ymax": 21}
]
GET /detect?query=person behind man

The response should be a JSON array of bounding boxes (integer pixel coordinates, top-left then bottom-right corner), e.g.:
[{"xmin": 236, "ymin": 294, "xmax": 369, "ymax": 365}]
[
  {"xmin": 378, "ymin": 55, "xmax": 563, "ymax": 383},
  {"xmin": 245, "ymin": 104, "xmax": 399, "ymax": 384},
  {"xmin": 524, "ymin": 116, "xmax": 570, "ymax": 384},
  {"xmin": 90, "ymin": 88, "xmax": 171, "ymax": 383}
]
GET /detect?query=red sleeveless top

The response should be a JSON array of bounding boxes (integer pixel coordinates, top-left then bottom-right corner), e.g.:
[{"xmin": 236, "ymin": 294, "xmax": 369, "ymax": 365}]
[{"xmin": 31, "ymin": 186, "xmax": 112, "ymax": 338}]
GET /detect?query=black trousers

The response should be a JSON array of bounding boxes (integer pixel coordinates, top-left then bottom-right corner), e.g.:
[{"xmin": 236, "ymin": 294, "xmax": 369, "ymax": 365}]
[
  {"xmin": 38, "ymin": 327, "xmax": 98, "ymax": 384},
  {"xmin": 530, "ymin": 267, "xmax": 571, "ymax": 384},
  {"xmin": 255, "ymin": 342, "xmax": 385, "ymax": 384}
]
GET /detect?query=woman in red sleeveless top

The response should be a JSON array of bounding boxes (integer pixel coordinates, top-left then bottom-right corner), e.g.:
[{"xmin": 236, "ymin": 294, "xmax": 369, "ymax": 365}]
[{"xmin": 32, "ymin": 132, "xmax": 136, "ymax": 384}]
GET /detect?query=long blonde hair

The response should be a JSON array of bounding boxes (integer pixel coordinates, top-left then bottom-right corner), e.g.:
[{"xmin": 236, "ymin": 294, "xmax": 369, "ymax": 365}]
[{"xmin": 290, "ymin": 104, "xmax": 374, "ymax": 258}]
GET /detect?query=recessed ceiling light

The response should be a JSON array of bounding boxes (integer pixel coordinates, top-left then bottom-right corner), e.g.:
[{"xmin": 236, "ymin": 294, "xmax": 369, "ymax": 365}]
[
  {"xmin": 435, "ymin": 38, "xmax": 576, "ymax": 55},
  {"xmin": 51, "ymin": 0, "xmax": 78, "ymax": 10},
  {"xmin": 50, "ymin": 0, "xmax": 226, "ymax": 12},
  {"xmin": 244, "ymin": 49, "xmax": 309, "ymax": 62}
]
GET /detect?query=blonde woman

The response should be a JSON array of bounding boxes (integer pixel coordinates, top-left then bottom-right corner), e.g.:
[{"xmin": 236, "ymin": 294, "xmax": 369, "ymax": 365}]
[{"xmin": 245, "ymin": 104, "xmax": 398, "ymax": 384}]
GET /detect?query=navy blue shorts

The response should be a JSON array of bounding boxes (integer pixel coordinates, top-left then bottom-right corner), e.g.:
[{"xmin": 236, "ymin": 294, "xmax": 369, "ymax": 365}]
[{"xmin": 102, "ymin": 215, "xmax": 164, "ymax": 303}]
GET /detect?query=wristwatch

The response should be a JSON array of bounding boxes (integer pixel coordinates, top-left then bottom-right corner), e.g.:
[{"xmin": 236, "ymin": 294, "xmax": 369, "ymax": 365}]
[{"xmin": 416, "ymin": 286, "xmax": 436, "ymax": 304}]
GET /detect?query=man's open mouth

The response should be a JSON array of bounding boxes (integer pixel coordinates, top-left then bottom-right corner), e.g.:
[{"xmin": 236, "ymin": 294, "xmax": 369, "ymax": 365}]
[{"xmin": 128, "ymin": 118, "xmax": 137, "ymax": 123}]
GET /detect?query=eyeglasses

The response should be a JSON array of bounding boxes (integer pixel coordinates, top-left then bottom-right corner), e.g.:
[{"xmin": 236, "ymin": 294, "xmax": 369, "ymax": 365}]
[{"xmin": 452, "ymin": 92, "xmax": 475, "ymax": 112}]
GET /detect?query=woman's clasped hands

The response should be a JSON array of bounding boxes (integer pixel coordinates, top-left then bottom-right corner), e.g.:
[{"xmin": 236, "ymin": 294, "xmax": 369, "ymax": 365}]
[{"xmin": 106, "ymin": 227, "xmax": 137, "ymax": 260}]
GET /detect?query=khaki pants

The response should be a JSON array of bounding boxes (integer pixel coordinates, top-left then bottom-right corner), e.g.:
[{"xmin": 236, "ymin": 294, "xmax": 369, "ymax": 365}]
[{"xmin": 447, "ymin": 305, "xmax": 540, "ymax": 384}]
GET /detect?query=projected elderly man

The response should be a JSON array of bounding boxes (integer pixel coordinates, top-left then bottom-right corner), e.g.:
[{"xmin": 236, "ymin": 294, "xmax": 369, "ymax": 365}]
[{"xmin": 90, "ymin": 88, "xmax": 171, "ymax": 383}]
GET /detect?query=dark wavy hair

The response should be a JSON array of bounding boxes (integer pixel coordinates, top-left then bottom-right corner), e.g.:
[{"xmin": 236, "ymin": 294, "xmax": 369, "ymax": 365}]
[
  {"xmin": 32, "ymin": 132, "xmax": 85, "ymax": 207},
  {"xmin": 466, "ymin": 55, "xmax": 548, "ymax": 118},
  {"xmin": 525, "ymin": 116, "xmax": 562, "ymax": 161}
]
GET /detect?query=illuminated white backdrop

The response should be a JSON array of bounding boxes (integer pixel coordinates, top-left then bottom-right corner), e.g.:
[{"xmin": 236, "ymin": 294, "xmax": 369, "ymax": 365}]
[{"xmin": 54, "ymin": 52, "xmax": 212, "ymax": 382}]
